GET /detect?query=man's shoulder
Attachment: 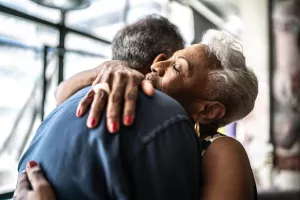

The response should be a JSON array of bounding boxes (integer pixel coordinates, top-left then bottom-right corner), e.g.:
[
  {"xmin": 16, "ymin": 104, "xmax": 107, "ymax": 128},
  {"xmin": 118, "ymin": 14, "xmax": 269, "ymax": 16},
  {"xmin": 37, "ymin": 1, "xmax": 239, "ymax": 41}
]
[
  {"xmin": 137, "ymin": 89, "xmax": 187, "ymax": 118},
  {"xmin": 134, "ymin": 89, "xmax": 192, "ymax": 137},
  {"xmin": 121, "ymin": 90, "xmax": 195, "ymax": 156}
]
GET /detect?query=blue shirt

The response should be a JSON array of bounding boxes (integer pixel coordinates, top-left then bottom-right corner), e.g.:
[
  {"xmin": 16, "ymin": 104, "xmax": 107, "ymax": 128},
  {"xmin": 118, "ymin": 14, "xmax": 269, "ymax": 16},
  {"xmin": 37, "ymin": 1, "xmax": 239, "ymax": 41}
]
[{"xmin": 18, "ymin": 87, "xmax": 201, "ymax": 200}]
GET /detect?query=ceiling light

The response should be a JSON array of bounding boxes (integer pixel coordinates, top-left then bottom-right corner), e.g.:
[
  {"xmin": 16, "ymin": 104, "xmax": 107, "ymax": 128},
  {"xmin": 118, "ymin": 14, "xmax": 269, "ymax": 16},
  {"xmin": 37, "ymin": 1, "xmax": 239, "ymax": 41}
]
[{"xmin": 31, "ymin": 0, "xmax": 92, "ymax": 11}]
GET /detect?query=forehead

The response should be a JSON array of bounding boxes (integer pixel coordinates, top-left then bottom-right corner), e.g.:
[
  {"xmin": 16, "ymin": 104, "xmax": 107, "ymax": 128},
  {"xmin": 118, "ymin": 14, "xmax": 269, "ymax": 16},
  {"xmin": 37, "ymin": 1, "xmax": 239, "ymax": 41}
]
[
  {"xmin": 173, "ymin": 44, "xmax": 207, "ymax": 59},
  {"xmin": 174, "ymin": 44, "xmax": 221, "ymax": 71}
]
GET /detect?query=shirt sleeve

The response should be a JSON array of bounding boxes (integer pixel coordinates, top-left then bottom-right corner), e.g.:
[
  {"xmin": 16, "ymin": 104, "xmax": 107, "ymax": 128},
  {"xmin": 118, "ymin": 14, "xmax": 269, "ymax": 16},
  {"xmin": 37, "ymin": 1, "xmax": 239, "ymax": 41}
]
[{"xmin": 130, "ymin": 119, "xmax": 201, "ymax": 200}]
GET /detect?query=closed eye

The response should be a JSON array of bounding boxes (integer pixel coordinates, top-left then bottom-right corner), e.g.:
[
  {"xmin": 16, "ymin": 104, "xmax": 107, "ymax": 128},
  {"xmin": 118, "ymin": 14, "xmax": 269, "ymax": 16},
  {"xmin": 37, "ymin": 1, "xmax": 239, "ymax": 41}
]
[{"xmin": 172, "ymin": 63, "xmax": 181, "ymax": 74}]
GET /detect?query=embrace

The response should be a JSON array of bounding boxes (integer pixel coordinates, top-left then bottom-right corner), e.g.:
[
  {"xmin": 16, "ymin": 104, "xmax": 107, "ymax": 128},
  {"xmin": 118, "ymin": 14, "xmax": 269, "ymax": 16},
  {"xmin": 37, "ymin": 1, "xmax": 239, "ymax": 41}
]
[{"xmin": 14, "ymin": 15, "xmax": 258, "ymax": 200}]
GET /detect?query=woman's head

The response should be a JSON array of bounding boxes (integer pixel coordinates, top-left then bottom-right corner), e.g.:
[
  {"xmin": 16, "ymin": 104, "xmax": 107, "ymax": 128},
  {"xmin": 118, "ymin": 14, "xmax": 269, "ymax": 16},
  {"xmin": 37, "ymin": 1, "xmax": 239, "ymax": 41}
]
[{"xmin": 147, "ymin": 29, "xmax": 258, "ymax": 127}]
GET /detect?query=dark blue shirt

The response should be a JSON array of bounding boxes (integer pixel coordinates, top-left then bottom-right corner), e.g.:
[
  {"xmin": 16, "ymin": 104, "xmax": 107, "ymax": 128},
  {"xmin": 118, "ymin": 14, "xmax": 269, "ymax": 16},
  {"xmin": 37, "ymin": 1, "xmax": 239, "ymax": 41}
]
[{"xmin": 18, "ymin": 87, "xmax": 200, "ymax": 200}]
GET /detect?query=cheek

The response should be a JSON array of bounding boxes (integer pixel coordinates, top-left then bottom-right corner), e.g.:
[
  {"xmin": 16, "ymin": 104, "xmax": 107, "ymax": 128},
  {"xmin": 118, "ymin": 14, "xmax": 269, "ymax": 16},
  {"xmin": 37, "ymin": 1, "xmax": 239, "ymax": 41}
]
[{"xmin": 162, "ymin": 75, "xmax": 184, "ymax": 96}]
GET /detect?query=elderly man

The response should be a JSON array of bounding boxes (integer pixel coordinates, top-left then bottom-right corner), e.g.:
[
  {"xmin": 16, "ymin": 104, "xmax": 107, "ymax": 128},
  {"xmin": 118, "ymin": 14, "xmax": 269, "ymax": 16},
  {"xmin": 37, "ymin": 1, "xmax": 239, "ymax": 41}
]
[{"xmin": 16, "ymin": 15, "xmax": 200, "ymax": 200}]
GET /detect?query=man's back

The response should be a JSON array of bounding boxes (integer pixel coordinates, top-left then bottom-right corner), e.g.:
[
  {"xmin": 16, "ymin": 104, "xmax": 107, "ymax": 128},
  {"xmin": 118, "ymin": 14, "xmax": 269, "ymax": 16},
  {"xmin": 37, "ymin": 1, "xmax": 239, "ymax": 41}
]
[{"xmin": 18, "ymin": 87, "xmax": 200, "ymax": 200}]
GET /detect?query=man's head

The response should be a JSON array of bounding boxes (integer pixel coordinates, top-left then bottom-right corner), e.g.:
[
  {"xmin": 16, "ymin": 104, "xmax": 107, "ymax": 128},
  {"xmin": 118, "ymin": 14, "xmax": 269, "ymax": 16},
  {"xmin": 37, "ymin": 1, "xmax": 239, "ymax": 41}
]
[
  {"xmin": 147, "ymin": 29, "xmax": 258, "ymax": 127},
  {"xmin": 112, "ymin": 15, "xmax": 184, "ymax": 75}
]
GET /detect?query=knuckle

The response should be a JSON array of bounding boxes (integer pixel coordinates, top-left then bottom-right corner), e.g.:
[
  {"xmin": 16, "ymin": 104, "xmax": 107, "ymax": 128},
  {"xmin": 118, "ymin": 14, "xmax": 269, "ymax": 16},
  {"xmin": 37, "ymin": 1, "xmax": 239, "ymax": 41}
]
[
  {"xmin": 79, "ymin": 99, "xmax": 89, "ymax": 107},
  {"xmin": 116, "ymin": 71, "xmax": 127, "ymax": 80},
  {"xmin": 132, "ymin": 76, "xmax": 142, "ymax": 85},
  {"xmin": 18, "ymin": 172, "xmax": 27, "ymax": 181},
  {"xmin": 107, "ymin": 71, "xmax": 114, "ymax": 76},
  {"xmin": 18, "ymin": 177, "xmax": 28, "ymax": 185},
  {"xmin": 128, "ymin": 73, "xmax": 135, "ymax": 79},
  {"xmin": 107, "ymin": 109, "xmax": 118, "ymax": 119},
  {"xmin": 36, "ymin": 182, "xmax": 50, "ymax": 192},
  {"xmin": 116, "ymin": 70, "xmax": 125, "ymax": 76},
  {"xmin": 30, "ymin": 168, "xmax": 43, "ymax": 177},
  {"xmin": 126, "ymin": 91, "xmax": 138, "ymax": 101},
  {"xmin": 111, "ymin": 92, "xmax": 122, "ymax": 102},
  {"xmin": 124, "ymin": 108, "xmax": 134, "ymax": 116},
  {"xmin": 94, "ymin": 91, "xmax": 107, "ymax": 103},
  {"xmin": 102, "ymin": 72, "xmax": 112, "ymax": 82}
]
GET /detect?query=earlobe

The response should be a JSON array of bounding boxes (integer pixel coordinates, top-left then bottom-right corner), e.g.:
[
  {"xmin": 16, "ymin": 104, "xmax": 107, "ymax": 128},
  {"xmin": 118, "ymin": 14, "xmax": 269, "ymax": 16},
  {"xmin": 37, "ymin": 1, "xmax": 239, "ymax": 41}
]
[{"xmin": 152, "ymin": 53, "xmax": 167, "ymax": 64}]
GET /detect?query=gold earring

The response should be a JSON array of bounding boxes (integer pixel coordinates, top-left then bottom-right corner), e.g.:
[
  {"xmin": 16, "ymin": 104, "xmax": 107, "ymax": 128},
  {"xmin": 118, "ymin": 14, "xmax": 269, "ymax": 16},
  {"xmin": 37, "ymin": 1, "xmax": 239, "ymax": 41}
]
[{"xmin": 194, "ymin": 121, "xmax": 201, "ymax": 137}]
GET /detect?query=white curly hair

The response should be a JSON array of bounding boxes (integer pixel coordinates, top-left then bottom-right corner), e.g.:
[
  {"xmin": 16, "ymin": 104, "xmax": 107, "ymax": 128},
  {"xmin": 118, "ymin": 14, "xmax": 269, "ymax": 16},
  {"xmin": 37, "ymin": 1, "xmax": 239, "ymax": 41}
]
[{"xmin": 201, "ymin": 29, "xmax": 258, "ymax": 126}]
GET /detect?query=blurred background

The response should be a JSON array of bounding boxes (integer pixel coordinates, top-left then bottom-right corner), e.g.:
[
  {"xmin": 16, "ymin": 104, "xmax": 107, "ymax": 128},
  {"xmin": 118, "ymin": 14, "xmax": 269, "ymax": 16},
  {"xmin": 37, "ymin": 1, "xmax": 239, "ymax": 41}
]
[{"xmin": 0, "ymin": 0, "xmax": 299, "ymax": 199}]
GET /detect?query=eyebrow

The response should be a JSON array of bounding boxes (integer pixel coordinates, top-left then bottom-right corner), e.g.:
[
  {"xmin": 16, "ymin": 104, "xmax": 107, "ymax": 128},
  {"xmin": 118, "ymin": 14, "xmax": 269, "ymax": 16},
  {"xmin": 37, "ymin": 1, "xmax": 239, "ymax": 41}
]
[{"xmin": 176, "ymin": 56, "xmax": 193, "ymax": 76}]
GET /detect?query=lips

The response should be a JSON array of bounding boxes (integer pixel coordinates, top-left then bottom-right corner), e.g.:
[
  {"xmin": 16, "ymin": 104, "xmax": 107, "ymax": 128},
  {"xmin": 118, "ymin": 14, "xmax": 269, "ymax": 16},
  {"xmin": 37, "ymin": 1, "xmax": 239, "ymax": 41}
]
[
  {"xmin": 145, "ymin": 72, "xmax": 162, "ymax": 91},
  {"xmin": 145, "ymin": 72, "xmax": 158, "ymax": 82}
]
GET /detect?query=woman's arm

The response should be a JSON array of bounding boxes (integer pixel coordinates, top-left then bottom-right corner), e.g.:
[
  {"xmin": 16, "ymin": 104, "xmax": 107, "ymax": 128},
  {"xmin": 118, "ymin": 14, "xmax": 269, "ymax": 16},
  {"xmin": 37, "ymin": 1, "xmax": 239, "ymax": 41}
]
[
  {"xmin": 55, "ymin": 68, "xmax": 99, "ymax": 105},
  {"xmin": 201, "ymin": 137, "xmax": 256, "ymax": 200}
]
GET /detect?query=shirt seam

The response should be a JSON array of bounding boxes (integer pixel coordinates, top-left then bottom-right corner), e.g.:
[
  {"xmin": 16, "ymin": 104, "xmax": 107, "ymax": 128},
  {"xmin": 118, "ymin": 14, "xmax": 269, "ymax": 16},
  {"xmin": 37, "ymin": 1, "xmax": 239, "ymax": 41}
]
[{"xmin": 132, "ymin": 114, "xmax": 194, "ymax": 162}]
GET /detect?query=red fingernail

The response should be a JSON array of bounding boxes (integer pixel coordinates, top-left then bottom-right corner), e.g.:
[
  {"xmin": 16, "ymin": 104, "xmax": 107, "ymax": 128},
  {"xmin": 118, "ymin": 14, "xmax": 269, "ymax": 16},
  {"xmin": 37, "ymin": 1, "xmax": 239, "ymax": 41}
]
[
  {"xmin": 77, "ymin": 109, "xmax": 81, "ymax": 116},
  {"xmin": 111, "ymin": 122, "xmax": 117, "ymax": 132},
  {"xmin": 90, "ymin": 117, "xmax": 96, "ymax": 127},
  {"xmin": 124, "ymin": 116, "xmax": 132, "ymax": 125},
  {"xmin": 28, "ymin": 160, "xmax": 37, "ymax": 168}
]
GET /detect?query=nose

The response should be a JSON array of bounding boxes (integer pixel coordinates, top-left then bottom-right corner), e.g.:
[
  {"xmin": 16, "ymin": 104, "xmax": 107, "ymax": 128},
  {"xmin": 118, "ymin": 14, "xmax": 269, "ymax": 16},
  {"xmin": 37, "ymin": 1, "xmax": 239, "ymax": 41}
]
[{"xmin": 151, "ymin": 63, "xmax": 166, "ymax": 76}]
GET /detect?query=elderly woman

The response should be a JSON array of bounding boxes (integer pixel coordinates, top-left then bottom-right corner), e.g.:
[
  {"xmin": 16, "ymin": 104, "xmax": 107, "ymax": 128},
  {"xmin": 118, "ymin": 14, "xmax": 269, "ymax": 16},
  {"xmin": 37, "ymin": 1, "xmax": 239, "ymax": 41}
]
[{"xmin": 15, "ymin": 29, "xmax": 258, "ymax": 200}]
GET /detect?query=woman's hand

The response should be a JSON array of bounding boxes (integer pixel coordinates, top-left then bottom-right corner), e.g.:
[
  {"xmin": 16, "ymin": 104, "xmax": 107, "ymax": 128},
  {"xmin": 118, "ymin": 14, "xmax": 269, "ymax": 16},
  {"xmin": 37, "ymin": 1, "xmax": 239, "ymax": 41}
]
[
  {"xmin": 76, "ymin": 60, "xmax": 155, "ymax": 133},
  {"xmin": 13, "ymin": 161, "xmax": 56, "ymax": 200}
]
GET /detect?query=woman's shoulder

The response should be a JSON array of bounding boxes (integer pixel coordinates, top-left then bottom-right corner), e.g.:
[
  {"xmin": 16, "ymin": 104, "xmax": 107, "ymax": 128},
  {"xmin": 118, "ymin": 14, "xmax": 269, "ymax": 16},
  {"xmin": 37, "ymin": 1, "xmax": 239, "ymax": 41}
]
[
  {"xmin": 202, "ymin": 135, "xmax": 251, "ymax": 169},
  {"xmin": 205, "ymin": 135, "xmax": 246, "ymax": 152},
  {"xmin": 201, "ymin": 135, "xmax": 256, "ymax": 200}
]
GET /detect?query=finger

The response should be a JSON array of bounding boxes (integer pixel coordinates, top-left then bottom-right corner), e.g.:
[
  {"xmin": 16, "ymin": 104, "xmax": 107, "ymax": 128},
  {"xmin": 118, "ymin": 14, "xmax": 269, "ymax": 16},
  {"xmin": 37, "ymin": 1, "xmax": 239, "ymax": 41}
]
[
  {"xmin": 86, "ymin": 72, "xmax": 113, "ymax": 128},
  {"xmin": 106, "ymin": 72, "xmax": 127, "ymax": 133},
  {"xmin": 26, "ymin": 161, "xmax": 50, "ymax": 191},
  {"xmin": 86, "ymin": 89, "xmax": 108, "ymax": 128},
  {"xmin": 123, "ymin": 80, "xmax": 139, "ymax": 126},
  {"xmin": 141, "ymin": 80, "xmax": 155, "ymax": 96},
  {"xmin": 76, "ymin": 71, "xmax": 104, "ymax": 117},
  {"xmin": 15, "ymin": 171, "xmax": 30, "ymax": 195},
  {"xmin": 76, "ymin": 89, "xmax": 95, "ymax": 117}
]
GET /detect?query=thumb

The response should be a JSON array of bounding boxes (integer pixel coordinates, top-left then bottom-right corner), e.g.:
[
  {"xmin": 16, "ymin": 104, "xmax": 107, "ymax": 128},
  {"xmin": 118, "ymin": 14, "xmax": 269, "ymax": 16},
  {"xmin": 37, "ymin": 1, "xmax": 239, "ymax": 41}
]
[
  {"xmin": 141, "ymin": 80, "xmax": 155, "ymax": 96},
  {"xmin": 26, "ymin": 160, "xmax": 49, "ymax": 190}
]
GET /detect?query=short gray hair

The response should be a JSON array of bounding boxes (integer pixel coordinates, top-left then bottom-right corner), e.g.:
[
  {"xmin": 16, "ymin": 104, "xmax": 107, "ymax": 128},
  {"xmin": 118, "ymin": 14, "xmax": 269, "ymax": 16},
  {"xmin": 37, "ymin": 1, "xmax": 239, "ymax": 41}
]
[
  {"xmin": 201, "ymin": 29, "xmax": 258, "ymax": 127},
  {"xmin": 112, "ymin": 15, "xmax": 184, "ymax": 69}
]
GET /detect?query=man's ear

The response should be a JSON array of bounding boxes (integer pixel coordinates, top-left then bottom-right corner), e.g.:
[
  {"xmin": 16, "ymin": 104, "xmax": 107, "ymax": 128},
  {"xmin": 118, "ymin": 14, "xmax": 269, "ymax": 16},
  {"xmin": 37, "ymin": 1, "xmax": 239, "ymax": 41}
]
[
  {"xmin": 152, "ymin": 53, "xmax": 167, "ymax": 64},
  {"xmin": 192, "ymin": 101, "xmax": 226, "ymax": 124}
]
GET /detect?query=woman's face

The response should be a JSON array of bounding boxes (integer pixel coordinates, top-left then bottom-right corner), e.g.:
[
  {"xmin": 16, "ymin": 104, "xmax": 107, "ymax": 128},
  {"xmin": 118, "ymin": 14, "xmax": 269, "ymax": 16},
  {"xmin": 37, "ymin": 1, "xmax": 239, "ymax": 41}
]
[{"xmin": 146, "ymin": 44, "xmax": 214, "ymax": 110}]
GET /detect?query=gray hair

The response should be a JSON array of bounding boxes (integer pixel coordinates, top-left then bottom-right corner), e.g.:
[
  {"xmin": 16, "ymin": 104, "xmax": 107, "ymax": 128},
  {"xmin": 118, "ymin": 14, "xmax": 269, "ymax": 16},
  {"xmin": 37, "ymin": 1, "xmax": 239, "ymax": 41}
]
[
  {"xmin": 112, "ymin": 15, "xmax": 184, "ymax": 69},
  {"xmin": 201, "ymin": 29, "xmax": 258, "ymax": 127}
]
